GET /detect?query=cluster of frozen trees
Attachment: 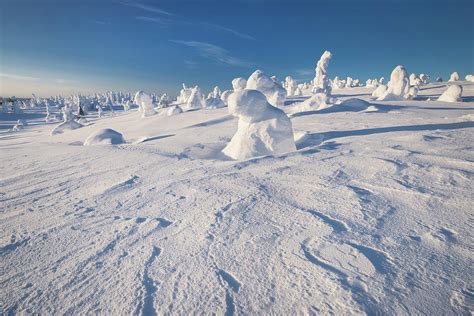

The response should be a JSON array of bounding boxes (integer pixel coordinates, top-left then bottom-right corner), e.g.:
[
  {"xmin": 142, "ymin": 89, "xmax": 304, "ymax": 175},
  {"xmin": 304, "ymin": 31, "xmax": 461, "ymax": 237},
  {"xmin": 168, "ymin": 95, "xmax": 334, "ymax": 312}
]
[{"xmin": 6, "ymin": 48, "xmax": 472, "ymax": 158}]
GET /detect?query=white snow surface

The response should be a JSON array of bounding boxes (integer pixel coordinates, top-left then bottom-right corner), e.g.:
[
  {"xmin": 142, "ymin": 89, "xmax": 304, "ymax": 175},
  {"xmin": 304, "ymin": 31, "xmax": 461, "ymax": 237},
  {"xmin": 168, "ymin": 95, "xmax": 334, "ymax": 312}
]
[{"xmin": 1, "ymin": 82, "xmax": 473, "ymax": 315}]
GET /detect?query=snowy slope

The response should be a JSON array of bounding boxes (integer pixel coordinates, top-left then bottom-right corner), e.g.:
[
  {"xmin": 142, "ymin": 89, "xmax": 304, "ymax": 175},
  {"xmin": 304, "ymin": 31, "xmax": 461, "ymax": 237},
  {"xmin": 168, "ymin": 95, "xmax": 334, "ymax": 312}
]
[{"xmin": 1, "ymin": 82, "xmax": 473, "ymax": 315}]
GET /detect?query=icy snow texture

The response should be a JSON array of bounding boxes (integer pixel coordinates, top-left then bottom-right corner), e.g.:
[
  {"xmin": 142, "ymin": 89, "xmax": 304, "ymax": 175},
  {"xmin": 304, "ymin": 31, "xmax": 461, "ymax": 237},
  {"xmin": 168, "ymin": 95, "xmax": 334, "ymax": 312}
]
[
  {"xmin": 83, "ymin": 128, "xmax": 125, "ymax": 146},
  {"xmin": 232, "ymin": 77, "xmax": 247, "ymax": 91},
  {"xmin": 377, "ymin": 65, "xmax": 410, "ymax": 101},
  {"xmin": 223, "ymin": 89, "xmax": 295, "ymax": 159},
  {"xmin": 449, "ymin": 72, "xmax": 460, "ymax": 82},
  {"xmin": 313, "ymin": 50, "xmax": 332, "ymax": 95},
  {"xmin": 437, "ymin": 85, "xmax": 463, "ymax": 102},
  {"xmin": 246, "ymin": 70, "xmax": 287, "ymax": 107}
]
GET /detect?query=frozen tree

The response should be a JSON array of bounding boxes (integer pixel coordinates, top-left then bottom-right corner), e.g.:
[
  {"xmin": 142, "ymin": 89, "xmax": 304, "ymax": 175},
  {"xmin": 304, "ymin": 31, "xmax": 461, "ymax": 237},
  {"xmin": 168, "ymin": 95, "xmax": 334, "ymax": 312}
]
[
  {"xmin": 449, "ymin": 72, "xmax": 460, "ymax": 81},
  {"xmin": 465, "ymin": 74, "xmax": 474, "ymax": 82},
  {"xmin": 223, "ymin": 89, "xmax": 296, "ymax": 160},
  {"xmin": 220, "ymin": 90, "xmax": 233, "ymax": 105},
  {"xmin": 97, "ymin": 105, "xmax": 103, "ymax": 118},
  {"xmin": 313, "ymin": 50, "xmax": 332, "ymax": 95},
  {"xmin": 177, "ymin": 84, "xmax": 194, "ymax": 104},
  {"xmin": 208, "ymin": 86, "xmax": 221, "ymax": 99},
  {"xmin": 284, "ymin": 76, "xmax": 297, "ymax": 96},
  {"xmin": 159, "ymin": 94, "xmax": 172, "ymax": 108},
  {"xmin": 51, "ymin": 104, "xmax": 83, "ymax": 135},
  {"xmin": 185, "ymin": 86, "xmax": 204, "ymax": 110},
  {"xmin": 204, "ymin": 96, "xmax": 226, "ymax": 109},
  {"xmin": 437, "ymin": 85, "xmax": 462, "ymax": 102},
  {"xmin": 123, "ymin": 101, "xmax": 131, "ymax": 111},
  {"xmin": 232, "ymin": 77, "xmax": 247, "ymax": 91},
  {"xmin": 409, "ymin": 73, "xmax": 421, "ymax": 86},
  {"xmin": 377, "ymin": 65, "xmax": 410, "ymax": 101},
  {"xmin": 246, "ymin": 70, "xmax": 287, "ymax": 107},
  {"xmin": 294, "ymin": 87, "xmax": 302, "ymax": 96},
  {"xmin": 345, "ymin": 77, "xmax": 354, "ymax": 88},
  {"xmin": 138, "ymin": 92, "xmax": 156, "ymax": 117},
  {"xmin": 419, "ymin": 74, "xmax": 429, "ymax": 84}
]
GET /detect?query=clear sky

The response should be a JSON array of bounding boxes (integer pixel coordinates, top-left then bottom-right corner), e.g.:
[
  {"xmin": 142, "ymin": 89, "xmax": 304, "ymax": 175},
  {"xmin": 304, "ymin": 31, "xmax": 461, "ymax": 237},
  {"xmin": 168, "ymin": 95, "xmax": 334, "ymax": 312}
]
[{"xmin": 0, "ymin": 0, "xmax": 473, "ymax": 97}]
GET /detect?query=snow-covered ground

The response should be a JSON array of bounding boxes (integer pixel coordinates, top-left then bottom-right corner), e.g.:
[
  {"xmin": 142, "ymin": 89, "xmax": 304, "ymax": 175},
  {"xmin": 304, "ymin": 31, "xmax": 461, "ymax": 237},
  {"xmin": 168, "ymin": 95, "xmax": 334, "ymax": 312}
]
[{"xmin": 1, "ymin": 82, "xmax": 473, "ymax": 314}]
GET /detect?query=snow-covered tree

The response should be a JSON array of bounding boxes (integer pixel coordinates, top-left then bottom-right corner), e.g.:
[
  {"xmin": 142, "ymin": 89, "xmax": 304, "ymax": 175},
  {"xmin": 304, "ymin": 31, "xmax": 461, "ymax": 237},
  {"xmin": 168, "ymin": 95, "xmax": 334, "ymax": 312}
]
[{"xmin": 223, "ymin": 89, "xmax": 295, "ymax": 159}]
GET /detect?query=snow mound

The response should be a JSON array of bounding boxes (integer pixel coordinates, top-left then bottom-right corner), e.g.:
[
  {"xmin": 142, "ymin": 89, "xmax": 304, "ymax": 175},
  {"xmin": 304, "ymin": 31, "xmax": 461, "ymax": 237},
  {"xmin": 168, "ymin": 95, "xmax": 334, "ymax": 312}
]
[
  {"xmin": 166, "ymin": 105, "xmax": 183, "ymax": 116},
  {"xmin": 51, "ymin": 120, "xmax": 83, "ymax": 135},
  {"xmin": 437, "ymin": 85, "xmax": 463, "ymax": 102},
  {"xmin": 465, "ymin": 74, "xmax": 474, "ymax": 82},
  {"xmin": 338, "ymin": 98, "xmax": 372, "ymax": 111},
  {"xmin": 84, "ymin": 128, "xmax": 125, "ymax": 146},
  {"xmin": 289, "ymin": 93, "xmax": 330, "ymax": 114},
  {"xmin": 246, "ymin": 70, "xmax": 287, "ymax": 107},
  {"xmin": 223, "ymin": 89, "xmax": 296, "ymax": 160},
  {"xmin": 371, "ymin": 85, "xmax": 387, "ymax": 98},
  {"xmin": 377, "ymin": 65, "xmax": 410, "ymax": 101}
]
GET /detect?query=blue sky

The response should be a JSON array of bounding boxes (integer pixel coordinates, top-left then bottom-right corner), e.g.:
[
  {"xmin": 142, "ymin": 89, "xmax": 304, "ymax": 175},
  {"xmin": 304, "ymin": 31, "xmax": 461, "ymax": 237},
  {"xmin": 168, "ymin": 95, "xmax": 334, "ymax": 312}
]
[{"xmin": 0, "ymin": 0, "xmax": 473, "ymax": 97}]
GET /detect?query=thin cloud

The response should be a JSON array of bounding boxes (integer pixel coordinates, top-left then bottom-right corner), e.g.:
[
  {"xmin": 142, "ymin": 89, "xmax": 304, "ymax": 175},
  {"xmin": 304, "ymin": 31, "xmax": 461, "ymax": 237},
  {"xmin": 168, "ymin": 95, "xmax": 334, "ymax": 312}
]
[
  {"xmin": 171, "ymin": 40, "xmax": 252, "ymax": 67},
  {"xmin": 296, "ymin": 69, "xmax": 314, "ymax": 76},
  {"xmin": 135, "ymin": 16, "xmax": 171, "ymax": 25},
  {"xmin": 120, "ymin": 1, "xmax": 176, "ymax": 16},
  {"xmin": 201, "ymin": 23, "xmax": 255, "ymax": 41},
  {"xmin": 0, "ymin": 73, "xmax": 39, "ymax": 81},
  {"xmin": 89, "ymin": 20, "xmax": 108, "ymax": 25},
  {"xmin": 55, "ymin": 79, "xmax": 78, "ymax": 84},
  {"xmin": 119, "ymin": 1, "xmax": 254, "ymax": 40}
]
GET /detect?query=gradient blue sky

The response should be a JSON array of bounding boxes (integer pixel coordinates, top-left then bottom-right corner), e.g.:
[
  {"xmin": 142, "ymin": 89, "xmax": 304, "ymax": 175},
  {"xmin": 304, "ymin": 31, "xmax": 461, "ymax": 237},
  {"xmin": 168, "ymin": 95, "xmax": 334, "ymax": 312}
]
[{"xmin": 1, "ymin": 0, "xmax": 473, "ymax": 97}]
